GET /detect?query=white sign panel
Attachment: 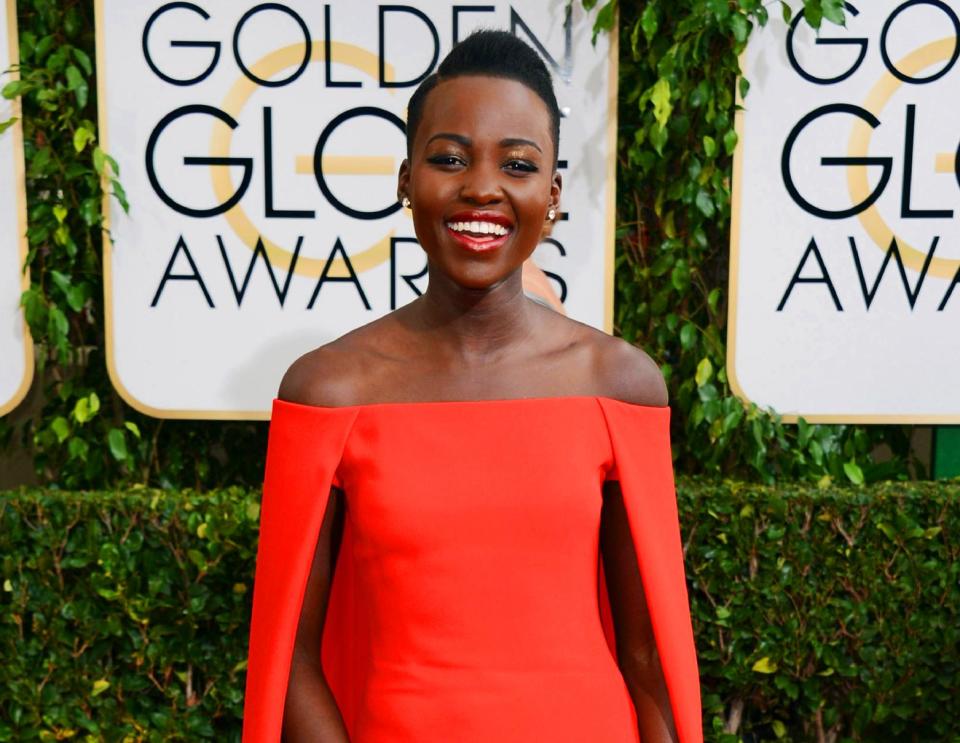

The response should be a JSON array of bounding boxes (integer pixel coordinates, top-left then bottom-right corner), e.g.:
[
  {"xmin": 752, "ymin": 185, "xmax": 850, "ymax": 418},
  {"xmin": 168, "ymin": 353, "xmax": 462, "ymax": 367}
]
[
  {"xmin": 0, "ymin": 0, "xmax": 32, "ymax": 417},
  {"xmin": 730, "ymin": 0, "xmax": 960, "ymax": 422},
  {"xmin": 96, "ymin": 1, "xmax": 617, "ymax": 419}
]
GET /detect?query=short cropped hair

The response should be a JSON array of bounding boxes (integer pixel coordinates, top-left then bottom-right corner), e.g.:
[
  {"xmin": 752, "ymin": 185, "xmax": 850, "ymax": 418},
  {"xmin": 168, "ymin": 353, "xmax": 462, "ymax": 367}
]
[{"xmin": 406, "ymin": 30, "xmax": 561, "ymax": 165}]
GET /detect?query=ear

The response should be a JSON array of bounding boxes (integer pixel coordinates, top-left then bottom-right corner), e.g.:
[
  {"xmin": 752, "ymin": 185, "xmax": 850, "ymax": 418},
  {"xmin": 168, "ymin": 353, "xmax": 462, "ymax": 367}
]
[
  {"xmin": 397, "ymin": 158, "xmax": 410, "ymax": 203},
  {"xmin": 541, "ymin": 172, "xmax": 564, "ymax": 238},
  {"xmin": 549, "ymin": 171, "xmax": 562, "ymax": 214}
]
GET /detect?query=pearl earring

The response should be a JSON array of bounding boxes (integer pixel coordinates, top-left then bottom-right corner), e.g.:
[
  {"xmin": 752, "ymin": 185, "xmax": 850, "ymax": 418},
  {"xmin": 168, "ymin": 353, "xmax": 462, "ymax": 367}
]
[
  {"xmin": 401, "ymin": 196, "xmax": 411, "ymax": 209},
  {"xmin": 548, "ymin": 208, "xmax": 557, "ymax": 221}
]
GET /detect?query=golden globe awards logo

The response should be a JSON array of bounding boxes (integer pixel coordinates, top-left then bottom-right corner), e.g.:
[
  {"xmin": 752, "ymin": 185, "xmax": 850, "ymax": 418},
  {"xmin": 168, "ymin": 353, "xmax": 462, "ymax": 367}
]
[
  {"xmin": 729, "ymin": 0, "xmax": 960, "ymax": 422},
  {"xmin": 143, "ymin": 4, "xmax": 418, "ymax": 311},
  {"xmin": 96, "ymin": 2, "xmax": 616, "ymax": 418}
]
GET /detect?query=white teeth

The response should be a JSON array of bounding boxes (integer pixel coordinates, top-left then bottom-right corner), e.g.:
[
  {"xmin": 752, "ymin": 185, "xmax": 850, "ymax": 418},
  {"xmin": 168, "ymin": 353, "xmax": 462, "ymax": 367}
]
[{"xmin": 446, "ymin": 220, "xmax": 509, "ymax": 236}]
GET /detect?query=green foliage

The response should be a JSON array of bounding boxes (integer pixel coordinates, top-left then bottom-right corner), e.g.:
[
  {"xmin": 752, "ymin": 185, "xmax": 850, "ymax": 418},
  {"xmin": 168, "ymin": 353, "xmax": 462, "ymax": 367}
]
[
  {"xmin": 0, "ymin": 487, "xmax": 256, "ymax": 741},
  {"xmin": 683, "ymin": 479, "xmax": 960, "ymax": 741},
  {"xmin": 0, "ymin": 1, "xmax": 267, "ymax": 489},
  {"xmin": 1, "ymin": 481, "xmax": 957, "ymax": 740},
  {"xmin": 584, "ymin": 1, "xmax": 918, "ymax": 483}
]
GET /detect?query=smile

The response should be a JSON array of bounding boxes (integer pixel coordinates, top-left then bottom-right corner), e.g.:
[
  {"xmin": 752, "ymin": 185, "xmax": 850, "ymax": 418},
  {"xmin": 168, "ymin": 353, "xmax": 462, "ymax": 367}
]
[
  {"xmin": 446, "ymin": 220, "xmax": 510, "ymax": 237},
  {"xmin": 444, "ymin": 211, "xmax": 515, "ymax": 253}
]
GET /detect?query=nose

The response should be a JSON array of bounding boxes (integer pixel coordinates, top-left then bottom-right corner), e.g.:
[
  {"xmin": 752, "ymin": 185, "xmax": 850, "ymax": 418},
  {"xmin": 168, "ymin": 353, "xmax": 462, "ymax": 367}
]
[{"xmin": 459, "ymin": 159, "xmax": 503, "ymax": 205}]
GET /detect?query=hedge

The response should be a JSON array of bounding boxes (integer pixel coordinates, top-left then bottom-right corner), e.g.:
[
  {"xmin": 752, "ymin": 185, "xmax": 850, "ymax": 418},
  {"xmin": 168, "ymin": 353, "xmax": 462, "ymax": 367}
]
[{"xmin": 1, "ymin": 480, "xmax": 957, "ymax": 742}]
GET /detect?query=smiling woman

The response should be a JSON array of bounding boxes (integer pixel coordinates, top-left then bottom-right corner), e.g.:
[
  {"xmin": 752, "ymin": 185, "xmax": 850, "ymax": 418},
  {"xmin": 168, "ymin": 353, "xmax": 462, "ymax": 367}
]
[{"xmin": 242, "ymin": 30, "xmax": 702, "ymax": 743}]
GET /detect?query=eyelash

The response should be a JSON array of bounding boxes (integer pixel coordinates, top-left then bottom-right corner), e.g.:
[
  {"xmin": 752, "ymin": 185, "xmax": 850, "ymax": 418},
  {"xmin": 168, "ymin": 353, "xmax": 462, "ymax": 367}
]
[
  {"xmin": 425, "ymin": 155, "xmax": 539, "ymax": 174},
  {"xmin": 426, "ymin": 154, "xmax": 466, "ymax": 167},
  {"xmin": 505, "ymin": 159, "xmax": 538, "ymax": 173}
]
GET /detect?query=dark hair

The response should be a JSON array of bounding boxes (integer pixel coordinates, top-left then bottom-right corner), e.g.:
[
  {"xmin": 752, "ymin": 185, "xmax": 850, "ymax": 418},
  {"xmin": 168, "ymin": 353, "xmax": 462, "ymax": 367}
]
[{"xmin": 406, "ymin": 30, "xmax": 561, "ymax": 165}]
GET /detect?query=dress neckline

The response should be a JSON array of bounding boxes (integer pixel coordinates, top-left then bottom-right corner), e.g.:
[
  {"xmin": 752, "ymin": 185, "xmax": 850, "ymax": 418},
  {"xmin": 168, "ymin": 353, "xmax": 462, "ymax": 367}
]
[{"xmin": 272, "ymin": 395, "xmax": 670, "ymax": 413}]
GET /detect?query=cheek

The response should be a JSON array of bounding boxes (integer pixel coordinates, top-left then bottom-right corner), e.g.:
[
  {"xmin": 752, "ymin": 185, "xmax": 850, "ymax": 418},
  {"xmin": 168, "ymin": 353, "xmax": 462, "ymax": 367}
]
[
  {"xmin": 410, "ymin": 167, "xmax": 453, "ymax": 204},
  {"xmin": 514, "ymin": 186, "xmax": 551, "ymax": 224}
]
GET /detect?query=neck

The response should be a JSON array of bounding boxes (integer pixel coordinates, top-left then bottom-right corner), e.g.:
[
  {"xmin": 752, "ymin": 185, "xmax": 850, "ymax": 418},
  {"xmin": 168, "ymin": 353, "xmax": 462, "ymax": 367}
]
[{"xmin": 413, "ymin": 267, "xmax": 534, "ymax": 364}]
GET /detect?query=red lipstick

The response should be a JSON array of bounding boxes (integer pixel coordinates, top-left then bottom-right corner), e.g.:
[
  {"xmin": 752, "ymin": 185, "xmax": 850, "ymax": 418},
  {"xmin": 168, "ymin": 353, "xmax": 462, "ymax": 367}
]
[{"xmin": 444, "ymin": 210, "xmax": 514, "ymax": 253}]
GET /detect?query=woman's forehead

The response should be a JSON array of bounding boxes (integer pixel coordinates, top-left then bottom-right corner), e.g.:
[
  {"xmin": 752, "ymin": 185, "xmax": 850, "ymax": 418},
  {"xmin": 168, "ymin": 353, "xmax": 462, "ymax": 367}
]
[{"xmin": 414, "ymin": 75, "xmax": 553, "ymax": 149}]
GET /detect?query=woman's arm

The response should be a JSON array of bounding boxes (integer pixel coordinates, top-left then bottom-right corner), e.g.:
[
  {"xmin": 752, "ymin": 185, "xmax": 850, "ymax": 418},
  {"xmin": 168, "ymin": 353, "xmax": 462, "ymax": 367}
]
[
  {"xmin": 281, "ymin": 487, "xmax": 350, "ymax": 742},
  {"xmin": 600, "ymin": 481, "xmax": 678, "ymax": 743}
]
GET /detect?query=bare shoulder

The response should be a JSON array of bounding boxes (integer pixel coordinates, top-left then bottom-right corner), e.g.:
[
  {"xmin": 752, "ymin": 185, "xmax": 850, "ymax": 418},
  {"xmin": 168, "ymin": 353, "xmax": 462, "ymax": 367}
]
[
  {"xmin": 277, "ymin": 339, "xmax": 359, "ymax": 408},
  {"xmin": 579, "ymin": 325, "xmax": 668, "ymax": 407},
  {"xmin": 277, "ymin": 320, "xmax": 391, "ymax": 408}
]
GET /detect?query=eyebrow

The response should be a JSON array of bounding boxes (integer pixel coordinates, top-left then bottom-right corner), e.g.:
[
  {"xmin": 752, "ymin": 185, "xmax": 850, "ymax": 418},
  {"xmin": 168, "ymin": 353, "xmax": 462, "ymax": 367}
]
[
  {"xmin": 500, "ymin": 137, "xmax": 542, "ymax": 153},
  {"xmin": 425, "ymin": 133, "xmax": 543, "ymax": 153}
]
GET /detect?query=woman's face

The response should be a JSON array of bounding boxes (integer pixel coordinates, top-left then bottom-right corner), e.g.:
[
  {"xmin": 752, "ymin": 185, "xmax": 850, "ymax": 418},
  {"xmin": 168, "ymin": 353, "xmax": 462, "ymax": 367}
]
[{"xmin": 399, "ymin": 75, "xmax": 561, "ymax": 291}]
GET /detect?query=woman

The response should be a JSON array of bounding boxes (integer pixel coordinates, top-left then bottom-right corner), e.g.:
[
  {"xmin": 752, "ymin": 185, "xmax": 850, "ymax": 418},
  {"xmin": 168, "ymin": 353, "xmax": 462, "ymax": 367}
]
[{"xmin": 243, "ymin": 31, "xmax": 701, "ymax": 743}]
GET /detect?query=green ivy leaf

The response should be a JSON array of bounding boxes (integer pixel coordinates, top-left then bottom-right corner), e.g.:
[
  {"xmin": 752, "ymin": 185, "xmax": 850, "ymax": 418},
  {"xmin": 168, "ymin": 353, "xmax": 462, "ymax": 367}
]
[
  {"xmin": 595, "ymin": 2, "xmax": 617, "ymax": 31},
  {"xmin": 877, "ymin": 521, "xmax": 897, "ymax": 541},
  {"xmin": 73, "ymin": 397, "xmax": 90, "ymax": 424},
  {"xmin": 707, "ymin": 288, "xmax": 722, "ymax": 314},
  {"xmin": 781, "ymin": 1, "xmax": 793, "ymax": 23},
  {"xmin": 72, "ymin": 48, "xmax": 93, "ymax": 76},
  {"xmin": 752, "ymin": 656, "xmax": 778, "ymax": 674},
  {"xmin": 843, "ymin": 460, "xmax": 865, "ymax": 485},
  {"xmin": 696, "ymin": 357, "xmax": 714, "ymax": 387},
  {"xmin": 730, "ymin": 14, "xmax": 751, "ymax": 43},
  {"xmin": 640, "ymin": 6, "xmax": 659, "ymax": 42},
  {"xmin": 79, "ymin": 197, "xmax": 101, "ymax": 227},
  {"xmin": 822, "ymin": 0, "xmax": 846, "ymax": 25},
  {"xmin": 723, "ymin": 129, "xmax": 739, "ymax": 155},
  {"xmin": 708, "ymin": 0, "xmax": 729, "ymax": 20},
  {"xmin": 695, "ymin": 189, "xmax": 715, "ymax": 217},
  {"xmin": 648, "ymin": 123, "xmax": 669, "ymax": 155},
  {"xmin": 803, "ymin": 0, "xmax": 823, "ymax": 29},
  {"xmin": 50, "ymin": 417, "xmax": 70, "ymax": 444},
  {"xmin": 0, "ymin": 116, "xmax": 17, "ymax": 135},
  {"xmin": 92, "ymin": 146, "xmax": 106, "ymax": 175},
  {"xmin": 65, "ymin": 65, "xmax": 88, "ymax": 109},
  {"xmin": 111, "ymin": 178, "xmax": 130, "ymax": 213},
  {"xmin": 1, "ymin": 80, "xmax": 29, "ymax": 99},
  {"xmin": 650, "ymin": 78, "xmax": 673, "ymax": 129},
  {"xmin": 48, "ymin": 306, "xmax": 69, "ymax": 343},
  {"xmin": 107, "ymin": 428, "xmax": 129, "ymax": 462},
  {"xmin": 73, "ymin": 126, "xmax": 94, "ymax": 153}
]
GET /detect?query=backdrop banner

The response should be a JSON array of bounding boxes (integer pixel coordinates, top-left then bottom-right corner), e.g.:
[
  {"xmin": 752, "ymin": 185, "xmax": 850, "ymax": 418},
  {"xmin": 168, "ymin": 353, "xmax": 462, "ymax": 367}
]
[
  {"xmin": 96, "ymin": 1, "xmax": 617, "ymax": 419},
  {"xmin": 0, "ymin": 0, "xmax": 32, "ymax": 417},
  {"xmin": 729, "ymin": 0, "xmax": 960, "ymax": 423}
]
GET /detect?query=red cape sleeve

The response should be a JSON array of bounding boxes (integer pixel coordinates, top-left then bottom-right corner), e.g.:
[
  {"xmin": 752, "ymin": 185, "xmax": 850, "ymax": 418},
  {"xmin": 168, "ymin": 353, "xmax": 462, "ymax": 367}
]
[
  {"xmin": 597, "ymin": 398, "xmax": 703, "ymax": 743},
  {"xmin": 242, "ymin": 400, "xmax": 358, "ymax": 743}
]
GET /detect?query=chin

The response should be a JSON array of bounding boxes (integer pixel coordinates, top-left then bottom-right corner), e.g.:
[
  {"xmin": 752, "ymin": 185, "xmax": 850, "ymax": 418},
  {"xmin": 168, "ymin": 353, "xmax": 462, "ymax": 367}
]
[
  {"xmin": 453, "ymin": 274, "xmax": 507, "ymax": 291},
  {"xmin": 443, "ymin": 266, "xmax": 515, "ymax": 292}
]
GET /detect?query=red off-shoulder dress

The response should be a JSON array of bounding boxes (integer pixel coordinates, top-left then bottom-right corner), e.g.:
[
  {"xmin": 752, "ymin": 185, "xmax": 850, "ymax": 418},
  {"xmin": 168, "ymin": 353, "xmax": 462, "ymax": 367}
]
[{"xmin": 243, "ymin": 396, "xmax": 702, "ymax": 742}]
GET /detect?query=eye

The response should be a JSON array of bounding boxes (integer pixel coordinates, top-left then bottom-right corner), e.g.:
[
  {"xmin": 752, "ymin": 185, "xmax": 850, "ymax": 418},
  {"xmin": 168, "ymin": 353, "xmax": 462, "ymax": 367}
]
[
  {"xmin": 503, "ymin": 159, "xmax": 538, "ymax": 174},
  {"xmin": 426, "ymin": 154, "xmax": 466, "ymax": 168}
]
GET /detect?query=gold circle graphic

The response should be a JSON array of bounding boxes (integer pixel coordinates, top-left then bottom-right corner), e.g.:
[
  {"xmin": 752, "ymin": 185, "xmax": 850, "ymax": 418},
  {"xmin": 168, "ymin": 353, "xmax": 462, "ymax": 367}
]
[
  {"xmin": 847, "ymin": 37, "xmax": 959, "ymax": 277},
  {"xmin": 210, "ymin": 42, "xmax": 401, "ymax": 277}
]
